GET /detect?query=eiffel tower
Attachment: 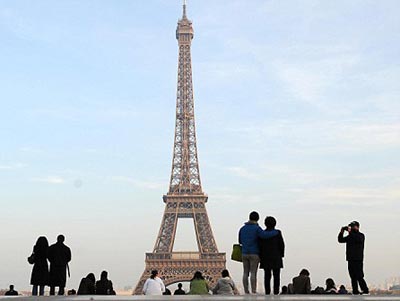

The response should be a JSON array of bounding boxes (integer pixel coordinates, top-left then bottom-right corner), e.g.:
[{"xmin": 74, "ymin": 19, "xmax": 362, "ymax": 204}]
[{"xmin": 133, "ymin": 1, "xmax": 226, "ymax": 294}]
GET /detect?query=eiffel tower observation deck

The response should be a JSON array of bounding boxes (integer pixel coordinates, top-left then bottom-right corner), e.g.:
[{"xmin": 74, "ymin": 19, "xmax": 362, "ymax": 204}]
[{"xmin": 133, "ymin": 0, "xmax": 226, "ymax": 295}]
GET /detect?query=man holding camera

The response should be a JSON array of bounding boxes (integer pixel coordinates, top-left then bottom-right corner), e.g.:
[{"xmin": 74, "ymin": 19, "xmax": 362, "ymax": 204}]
[{"xmin": 338, "ymin": 221, "xmax": 369, "ymax": 295}]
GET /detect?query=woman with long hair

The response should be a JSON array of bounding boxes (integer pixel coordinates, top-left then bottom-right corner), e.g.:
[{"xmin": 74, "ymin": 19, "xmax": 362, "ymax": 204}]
[
  {"xmin": 30, "ymin": 236, "xmax": 49, "ymax": 296},
  {"xmin": 188, "ymin": 271, "xmax": 209, "ymax": 295}
]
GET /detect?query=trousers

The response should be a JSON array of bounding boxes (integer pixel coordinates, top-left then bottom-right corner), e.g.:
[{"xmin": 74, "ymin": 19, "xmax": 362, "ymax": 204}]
[
  {"xmin": 242, "ymin": 254, "xmax": 260, "ymax": 294},
  {"xmin": 348, "ymin": 260, "xmax": 369, "ymax": 294},
  {"xmin": 263, "ymin": 268, "xmax": 281, "ymax": 295}
]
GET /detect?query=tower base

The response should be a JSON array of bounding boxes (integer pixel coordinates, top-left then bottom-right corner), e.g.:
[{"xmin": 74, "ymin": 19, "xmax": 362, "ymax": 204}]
[{"xmin": 133, "ymin": 252, "xmax": 226, "ymax": 295}]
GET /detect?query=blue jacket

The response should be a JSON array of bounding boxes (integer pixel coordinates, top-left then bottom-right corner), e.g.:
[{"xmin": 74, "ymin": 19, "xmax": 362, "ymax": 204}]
[{"xmin": 239, "ymin": 222, "xmax": 279, "ymax": 255}]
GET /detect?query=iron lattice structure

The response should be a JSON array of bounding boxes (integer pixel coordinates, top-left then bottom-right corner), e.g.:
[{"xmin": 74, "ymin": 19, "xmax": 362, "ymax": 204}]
[{"xmin": 133, "ymin": 2, "xmax": 226, "ymax": 295}]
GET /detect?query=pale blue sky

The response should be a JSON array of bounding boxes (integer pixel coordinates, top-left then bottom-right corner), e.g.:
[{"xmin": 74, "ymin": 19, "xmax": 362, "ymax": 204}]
[{"xmin": 0, "ymin": 0, "xmax": 399, "ymax": 292}]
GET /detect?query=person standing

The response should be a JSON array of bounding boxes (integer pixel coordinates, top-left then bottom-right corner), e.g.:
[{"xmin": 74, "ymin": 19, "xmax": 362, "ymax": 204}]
[
  {"xmin": 48, "ymin": 234, "xmax": 71, "ymax": 295},
  {"xmin": 259, "ymin": 216, "xmax": 285, "ymax": 295},
  {"xmin": 238, "ymin": 211, "xmax": 279, "ymax": 294},
  {"xmin": 29, "ymin": 236, "xmax": 49, "ymax": 296},
  {"xmin": 338, "ymin": 221, "xmax": 369, "ymax": 295},
  {"xmin": 142, "ymin": 270, "xmax": 165, "ymax": 295}
]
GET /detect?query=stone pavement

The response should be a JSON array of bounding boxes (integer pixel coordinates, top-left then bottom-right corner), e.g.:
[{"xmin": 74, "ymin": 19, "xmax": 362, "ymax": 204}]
[{"xmin": 1, "ymin": 295, "xmax": 400, "ymax": 301}]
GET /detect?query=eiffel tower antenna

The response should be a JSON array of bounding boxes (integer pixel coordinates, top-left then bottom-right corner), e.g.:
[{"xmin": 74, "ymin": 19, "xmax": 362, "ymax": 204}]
[
  {"xmin": 183, "ymin": 0, "xmax": 187, "ymax": 18},
  {"xmin": 133, "ymin": 1, "xmax": 226, "ymax": 294}
]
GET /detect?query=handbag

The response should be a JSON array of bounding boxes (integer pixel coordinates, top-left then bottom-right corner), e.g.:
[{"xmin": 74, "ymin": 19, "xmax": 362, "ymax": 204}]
[
  {"xmin": 231, "ymin": 244, "xmax": 242, "ymax": 262},
  {"xmin": 27, "ymin": 253, "xmax": 35, "ymax": 265}
]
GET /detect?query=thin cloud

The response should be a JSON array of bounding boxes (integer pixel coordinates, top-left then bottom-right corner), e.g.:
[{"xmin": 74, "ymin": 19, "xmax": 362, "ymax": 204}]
[
  {"xmin": 0, "ymin": 163, "xmax": 26, "ymax": 170},
  {"xmin": 111, "ymin": 176, "xmax": 165, "ymax": 190},
  {"xmin": 30, "ymin": 176, "xmax": 66, "ymax": 184}
]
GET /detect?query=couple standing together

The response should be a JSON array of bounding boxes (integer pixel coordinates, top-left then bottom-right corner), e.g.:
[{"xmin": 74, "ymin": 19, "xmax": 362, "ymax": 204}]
[{"xmin": 238, "ymin": 211, "xmax": 284, "ymax": 295}]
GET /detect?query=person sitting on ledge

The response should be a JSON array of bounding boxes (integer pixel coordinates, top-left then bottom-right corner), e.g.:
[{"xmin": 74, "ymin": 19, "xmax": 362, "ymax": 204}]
[
  {"xmin": 292, "ymin": 269, "xmax": 311, "ymax": 294},
  {"xmin": 188, "ymin": 271, "xmax": 209, "ymax": 295},
  {"xmin": 96, "ymin": 271, "xmax": 115, "ymax": 295},
  {"xmin": 77, "ymin": 273, "xmax": 96, "ymax": 295},
  {"xmin": 325, "ymin": 278, "xmax": 338, "ymax": 294},
  {"xmin": 174, "ymin": 283, "xmax": 185, "ymax": 295},
  {"xmin": 338, "ymin": 285, "xmax": 348, "ymax": 294},
  {"xmin": 212, "ymin": 269, "xmax": 238, "ymax": 295},
  {"xmin": 5, "ymin": 285, "xmax": 18, "ymax": 296},
  {"xmin": 142, "ymin": 270, "xmax": 165, "ymax": 295}
]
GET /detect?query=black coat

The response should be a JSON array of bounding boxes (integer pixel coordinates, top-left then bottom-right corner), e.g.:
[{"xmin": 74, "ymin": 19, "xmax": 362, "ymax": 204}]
[
  {"xmin": 48, "ymin": 242, "xmax": 71, "ymax": 287},
  {"xmin": 259, "ymin": 229, "xmax": 285, "ymax": 269},
  {"xmin": 338, "ymin": 230, "xmax": 365, "ymax": 261},
  {"xmin": 77, "ymin": 277, "xmax": 96, "ymax": 295},
  {"xmin": 30, "ymin": 245, "xmax": 49, "ymax": 286}
]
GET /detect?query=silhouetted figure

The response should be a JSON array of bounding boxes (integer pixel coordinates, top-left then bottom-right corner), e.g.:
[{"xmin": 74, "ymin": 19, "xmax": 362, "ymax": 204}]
[
  {"xmin": 338, "ymin": 221, "xmax": 369, "ymax": 295},
  {"xmin": 5, "ymin": 285, "xmax": 18, "ymax": 296},
  {"xmin": 96, "ymin": 271, "xmax": 115, "ymax": 295},
  {"xmin": 238, "ymin": 211, "xmax": 279, "ymax": 294},
  {"xmin": 212, "ymin": 269, "xmax": 238, "ymax": 295},
  {"xmin": 338, "ymin": 285, "xmax": 348, "ymax": 294},
  {"xmin": 188, "ymin": 271, "xmax": 209, "ymax": 295},
  {"xmin": 259, "ymin": 216, "xmax": 285, "ymax": 295},
  {"xmin": 280, "ymin": 285, "xmax": 288, "ymax": 295},
  {"xmin": 29, "ymin": 236, "xmax": 49, "ymax": 296},
  {"xmin": 67, "ymin": 289, "xmax": 76, "ymax": 295},
  {"xmin": 163, "ymin": 288, "xmax": 171, "ymax": 295},
  {"xmin": 77, "ymin": 273, "xmax": 96, "ymax": 295},
  {"xmin": 325, "ymin": 278, "xmax": 338, "ymax": 294},
  {"xmin": 143, "ymin": 270, "xmax": 165, "ymax": 295},
  {"xmin": 174, "ymin": 283, "xmax": 186, "ymax": 295},
  {"xmin": 48, "ymin": 234, "xmax": 71, "ymax": 296},
  {"xmin": 292, "ymin": 269, "xmax": 311, "ymax": 294},
  {"xmin": 287, "ymin": 283, "xmax": 294, "ymax": 294},
  {"xmin": 311, "ymin": 286, "xmax": 325, "ymax": 294}
]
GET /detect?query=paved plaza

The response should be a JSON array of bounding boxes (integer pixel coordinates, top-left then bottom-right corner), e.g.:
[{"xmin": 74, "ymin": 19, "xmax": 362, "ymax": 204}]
[{"xmin": 1, "ymin": 296, "xmax": 400, "ymax": 301}]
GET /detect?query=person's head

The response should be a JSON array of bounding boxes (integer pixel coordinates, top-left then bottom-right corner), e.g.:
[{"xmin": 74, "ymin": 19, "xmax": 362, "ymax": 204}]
[
  {"xmin": 87, "ymin": 273, "xmax": 96, "ymax": 283},
  {"xmin": 249, "ymin": 211, "xmax": 259, "ymax": 222},
  {"xmin": 325, "ymin": 278, "xmax": 336, "ymax": 290},
  {"xmin": 349, "ymin": 221, "xmax": 360, "ymax": 232},
  {"xmin": 299, "ymin": 269, "xmax": 310, "ymax": 277},
  {"xmin": 221, "ymin": 269, "xmax": 230, "ymax": 278},
  {"xmin": 35, "ymin": 236, "xmax": 49, "ymax": 249},
  {"xmin": 264, "ymin": 216, "xmax": 277, "ymax": 229},
  {"xmin": 192, "ymin": 271, "xmax": 204, "ymax": 280},
  {"xmin": 150, "ymin": 270, "xmax": 158, "ymax": 279},
  {"xmin": 339, "ymin": 285, "xmax": 346, "ymax": 290},
  {"xmin": 100, "ymin": 271, "xmax": 108, "ymax": 280},
  {"xmin": 57, "ymin": 234, "xmax": 65, "ymax": 243},
  {"xmin": 281, "ymin": 285, "xmax": 288, "ymax": 294},
  {"xmin": 9, "ymin": 285, "xmax": 14, "ymax": 291},
  {"xmin": 178, "ymin": 283, "xmax": 183, "ymax": 289}
]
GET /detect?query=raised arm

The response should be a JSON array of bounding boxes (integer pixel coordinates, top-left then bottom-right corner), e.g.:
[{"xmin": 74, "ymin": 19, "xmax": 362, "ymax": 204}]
[
  {"xmin": 338, "ymin": 230, "xmax": 348, "ymax": 243},
  {"xmin": 257, "ymin": 227, "xmax": 278, "ymax": 239}
]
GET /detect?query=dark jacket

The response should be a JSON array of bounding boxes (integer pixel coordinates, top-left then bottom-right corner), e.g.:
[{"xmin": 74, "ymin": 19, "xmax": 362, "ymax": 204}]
[
  {"xmin": 259, "ymin": 229, "xmax": 285, "ymax": 269},
  {"xmin": 96, "ymin": 279, "xmax": 114, "ymax": 295},
  {"xmin": 77, "ymin": 277, "xmax": 96, "ymax": 295},
  {"xmin": 239, "ymin": 222, "xmax": 278, "ymax": 255},
  {"xmin": 174, "ymin": 288, "xmax": 185, "ymax": 295},
  {"xmin": 48, "ymin": 242, "xmax": 71, "ymax": 287},
  {"xmin": 30, "ymin": 245, "xmax": 49, "ymax": 286},
  {"xmin": 292, "ymin": 274, "xmax": 311, "ymax": 294},
  {"xmin": 338, "ymin": 230, "xmax": 365, "ymax": 261}
]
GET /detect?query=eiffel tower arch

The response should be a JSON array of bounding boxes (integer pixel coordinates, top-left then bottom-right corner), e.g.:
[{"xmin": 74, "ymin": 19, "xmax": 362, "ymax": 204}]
[{"xmin": 133, "ymin": 1, "xmax": 226, "ymax": 295}]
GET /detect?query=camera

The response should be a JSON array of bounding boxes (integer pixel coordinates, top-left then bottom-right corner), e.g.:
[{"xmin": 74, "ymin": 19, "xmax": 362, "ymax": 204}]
[{"xmin": 341, "ymin": 226, "xmax": 349, "ymax": 231}]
